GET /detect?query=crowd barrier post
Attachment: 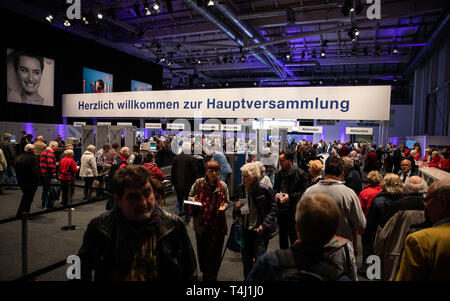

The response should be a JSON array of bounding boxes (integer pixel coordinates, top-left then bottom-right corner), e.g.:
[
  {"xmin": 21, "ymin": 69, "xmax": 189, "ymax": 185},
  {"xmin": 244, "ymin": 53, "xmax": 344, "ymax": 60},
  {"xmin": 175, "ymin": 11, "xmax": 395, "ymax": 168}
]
[{"xmin": 61, "ymin": 188, "xmax": 78, "ymax": 231}]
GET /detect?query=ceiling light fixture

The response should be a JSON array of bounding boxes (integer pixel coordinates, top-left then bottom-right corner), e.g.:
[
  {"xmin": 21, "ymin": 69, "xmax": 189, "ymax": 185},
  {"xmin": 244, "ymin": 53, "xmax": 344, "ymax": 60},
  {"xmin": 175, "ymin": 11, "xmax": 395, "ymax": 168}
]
[
  {"xmin": 45, "ymin": 14, "xmax": 53, "ymax": 23},
  {"xmin": 207, "ymin": 0, "xmax": 214, "ymax": 6},
  {"xmin": 97, "ymin": 12, "xmax": 103, "ymax": 19},
  {"xmin": 320, "ymin": 49, "xmax": 326, "ymax": 57},
  {"xmin": 64, "ymin": 19, "xmax": 71, "ymax": 27},
  {"xmin": 392, "ymin": 47, "xmax": 399, "ymax": 54}
]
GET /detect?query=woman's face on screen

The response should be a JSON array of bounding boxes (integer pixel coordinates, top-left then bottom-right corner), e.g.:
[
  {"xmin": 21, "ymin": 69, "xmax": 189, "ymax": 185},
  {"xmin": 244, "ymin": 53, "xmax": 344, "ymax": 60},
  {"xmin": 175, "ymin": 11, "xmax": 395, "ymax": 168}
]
[{"xmin": 16, "ymin": 56, "xmax": 42, "ymax": 95}]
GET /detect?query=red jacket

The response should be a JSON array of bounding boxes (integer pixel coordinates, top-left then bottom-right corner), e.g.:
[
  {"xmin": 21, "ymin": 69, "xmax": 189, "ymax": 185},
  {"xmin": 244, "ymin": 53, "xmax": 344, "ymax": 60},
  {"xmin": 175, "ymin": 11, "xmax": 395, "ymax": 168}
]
[
  {"xmin": 59, "ymin": 156, "xmax": 79, "ymax": 181},
  {"xmin": 427, "ymin": 156, "xmax": 441, "ymax": 168},
  {"xmin": 439, "ymin": 158, "xmax": 450, "ymax": 172},
  {"xmin": 143, "ymin": 162, "xmax": 166, "ymax": 181},
  {"xmin": 359, "ymin": 184, "xmax": 383, "ymax": 217}
]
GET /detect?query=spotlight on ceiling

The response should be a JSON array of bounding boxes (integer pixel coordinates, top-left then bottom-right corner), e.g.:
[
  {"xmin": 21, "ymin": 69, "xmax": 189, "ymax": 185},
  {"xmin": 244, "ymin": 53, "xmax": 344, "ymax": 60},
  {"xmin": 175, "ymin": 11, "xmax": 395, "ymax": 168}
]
[
  {"xmin": 207, "ymin": 0, "xmax": 215, "ymax": 6},
  {"xmin": 64, "ymin": 19, "xmax": 71, "ymax": 27},
  {"xmin": 320, "ymin": 49, "xmax": 326, "ymax": 57},
  {"xmin": 45, "ymin": 14, "xmax": 53, "ymax": 23},
  {"xmin": 97, "ymin": 12, "xmax": 103, "ymax": 19},
  {"xmin": 392, "ymin": 47, "xmax": 399, "ymax": 54},
  {"xmin": 153, "ymin": 3, "xmax": 160, "ymax": 11},
  {"xmin": 286, "ymin": 53, "xmax": 291, "ymax": 61},
  {"xmin": 353, "ymin": 26, "xmax": 360, "ymax": 36}
]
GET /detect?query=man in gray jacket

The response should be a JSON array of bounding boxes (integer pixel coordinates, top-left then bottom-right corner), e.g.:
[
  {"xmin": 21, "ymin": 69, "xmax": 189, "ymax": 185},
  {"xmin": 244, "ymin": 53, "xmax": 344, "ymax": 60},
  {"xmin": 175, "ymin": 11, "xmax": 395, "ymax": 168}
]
[{"xmin": 302, "ymin": 155, "xmax": 366, "ymax": 246}]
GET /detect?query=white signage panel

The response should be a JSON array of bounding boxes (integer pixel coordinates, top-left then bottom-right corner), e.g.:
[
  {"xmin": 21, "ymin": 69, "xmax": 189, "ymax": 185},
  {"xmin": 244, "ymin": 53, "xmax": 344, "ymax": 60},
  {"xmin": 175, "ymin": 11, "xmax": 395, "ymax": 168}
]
[
  {"xmin": 167, "ymin": 123, "xmax": 185, "ymax": 130},
  {"xmin": 97, "ymin": 122, "xmax": 111, "ymax": 125},
  {"xmin": 199, "ymin": 124, "xmax": 220, "ymax": 131},
  {"xmin": 221, "ymin": 124, "xmax": 242, "ymax": 131},
  {"xmin": 145, "ymin": 123, "xmax": 162, "ymax": 129},
  {"xmin": 62, "ymin": 86, "xmax": 391, "ymax": 120},
  {"xmin": 73, "ymin": 122, "xmax": 86, "ymax": 127},
  {"xmin": 298, "ymin": 126, "xmax": 323, "ymax": 133},
  {"xmin": 346, "ymin": 127, "xmax": 374, "ymax": 135},
  {"xmin": 117, "ymin": 122, "xmax": 133, "ymax": 126}
]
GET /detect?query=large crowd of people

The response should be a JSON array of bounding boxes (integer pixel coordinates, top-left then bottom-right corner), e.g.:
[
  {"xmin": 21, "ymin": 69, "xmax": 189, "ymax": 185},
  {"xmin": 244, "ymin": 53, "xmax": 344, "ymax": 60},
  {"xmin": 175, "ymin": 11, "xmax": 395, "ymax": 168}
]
[{"xmin": 1, "ymin": 130, "xmax": 449, "ymax": 281}]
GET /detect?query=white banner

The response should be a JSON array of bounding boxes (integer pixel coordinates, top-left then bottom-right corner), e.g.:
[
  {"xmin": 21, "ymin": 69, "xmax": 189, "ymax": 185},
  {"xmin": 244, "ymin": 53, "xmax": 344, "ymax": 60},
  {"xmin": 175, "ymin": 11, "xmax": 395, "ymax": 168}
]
[
  {"xmin": 346, "ymin": 127, "xmax": 374, "ymax": 135},
  {"xmin": 117, "ymin": 122, "xmax": 133, "ymax": 126},
  {"xmin": 97, "ymin": 122, "xmax": 111, "ymax": 125},
  {"xmin": 62, "ymin": 86, "xmax": 391, "ymax": 120},
  {"xmin": 298, "ymin": 126, "xmax": 323, "ymax": 133}
]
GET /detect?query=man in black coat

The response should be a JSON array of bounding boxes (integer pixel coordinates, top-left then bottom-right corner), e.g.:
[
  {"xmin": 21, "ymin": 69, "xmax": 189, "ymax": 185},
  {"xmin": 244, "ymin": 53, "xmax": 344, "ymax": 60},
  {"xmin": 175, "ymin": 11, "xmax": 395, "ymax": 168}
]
[
  {"xmin": 273, "ymin": 151, "xmax": 309, "ymax": 249},
  {"xmin": 78, "ymin": 165, "xmax": 197, "ymax": 280},
  {"xmin": 343, "ymin": 157, "xmax": 362, "ymax": 197},
  {"xmin": 171, "ymin": 142, "xmax": 198, "ymax": 224},
  {"xmin": 398, "ymin": 159, "xmax": 419, "ymax": 183},
  {"xmin": 15, "ymin": 144, "xmax": 40, "ymax": 217}
]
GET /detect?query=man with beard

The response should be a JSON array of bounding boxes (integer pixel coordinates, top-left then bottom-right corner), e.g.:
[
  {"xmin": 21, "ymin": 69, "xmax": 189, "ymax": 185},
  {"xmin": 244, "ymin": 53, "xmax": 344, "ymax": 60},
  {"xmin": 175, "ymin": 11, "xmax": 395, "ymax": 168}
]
[
  {"xmin": 78, "ymin": 165, "xmax": 197, "ymax": 280},
  {"xmin": 274, "ymin": 151, "xmax": 309, "ymax": 249}
]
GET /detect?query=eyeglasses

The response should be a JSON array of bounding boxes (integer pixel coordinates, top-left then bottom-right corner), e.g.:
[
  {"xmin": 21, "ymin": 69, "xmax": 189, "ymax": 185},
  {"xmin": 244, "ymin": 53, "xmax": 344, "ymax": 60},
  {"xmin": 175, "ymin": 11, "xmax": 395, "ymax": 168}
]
[{"xmin": 207, "ymin": 168, "xmax": 219, "ymax": 173}]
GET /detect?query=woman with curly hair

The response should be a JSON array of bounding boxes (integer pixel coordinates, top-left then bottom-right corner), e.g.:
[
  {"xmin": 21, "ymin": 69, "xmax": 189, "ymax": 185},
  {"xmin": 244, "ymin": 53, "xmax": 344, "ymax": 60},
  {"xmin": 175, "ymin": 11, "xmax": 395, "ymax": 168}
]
[{"xmin": 363, "ymin": 173, "xmax": 405, "ymax": 267}]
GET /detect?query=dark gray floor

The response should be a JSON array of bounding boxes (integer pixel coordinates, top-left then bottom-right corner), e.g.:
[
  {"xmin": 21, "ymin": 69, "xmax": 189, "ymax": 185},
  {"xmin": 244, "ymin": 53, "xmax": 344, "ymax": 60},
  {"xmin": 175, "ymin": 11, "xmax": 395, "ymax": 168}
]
[{"xmin": 0, "ymin": 179, "xmax": 368, "ymax": 281}]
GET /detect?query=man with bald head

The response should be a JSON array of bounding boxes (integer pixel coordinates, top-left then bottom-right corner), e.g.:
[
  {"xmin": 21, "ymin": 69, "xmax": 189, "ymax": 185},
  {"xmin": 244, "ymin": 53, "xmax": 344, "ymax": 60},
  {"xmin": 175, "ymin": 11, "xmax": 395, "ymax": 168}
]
[
  {"xmin": 106, "ymin": 147, "xmax": 130, "ymax": 210},
  {"xmin": 396, "ymin": 179, "xmax": 450, "ymax": 281},
  {"xmin": 397, "ymin": 159, "xmax": 418, "ymax": 183},
  {"xmin": 374, "ymin": 176, "xmax": 429, "ymax": 280}
]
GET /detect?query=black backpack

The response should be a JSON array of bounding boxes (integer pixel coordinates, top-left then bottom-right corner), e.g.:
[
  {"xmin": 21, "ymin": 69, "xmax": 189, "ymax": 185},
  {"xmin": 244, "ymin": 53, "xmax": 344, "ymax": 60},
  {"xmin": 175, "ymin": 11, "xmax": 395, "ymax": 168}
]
[{"xmin": 275, "ymin": 248, "xmax": 348, "ymax": 281}]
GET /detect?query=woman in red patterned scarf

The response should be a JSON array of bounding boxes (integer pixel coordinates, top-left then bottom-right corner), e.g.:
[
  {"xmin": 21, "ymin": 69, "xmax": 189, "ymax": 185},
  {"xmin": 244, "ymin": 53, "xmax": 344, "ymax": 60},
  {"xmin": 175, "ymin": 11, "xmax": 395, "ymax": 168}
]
[{"xmin": 189, "ymin": 159, "xmax": 230, "ymax": 281}]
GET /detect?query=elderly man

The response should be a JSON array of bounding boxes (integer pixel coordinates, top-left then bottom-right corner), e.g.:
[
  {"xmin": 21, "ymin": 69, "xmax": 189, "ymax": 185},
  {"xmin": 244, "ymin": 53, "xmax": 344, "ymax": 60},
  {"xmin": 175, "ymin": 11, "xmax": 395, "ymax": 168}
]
[
  {"xmin": 246, "ymin": 193, "xmax": 351, "ymax": 281},
  {"xmin": 78, "ymin": 165, "xmax": 198, "ymax": 280},
  {"xmin": 1, "ymin": 133, "xmax": 18, "ymax": 189},
  {"xmin": 374, "ymin": 176, "xmax": 429, "ymax": 280},
  {"xmin": 302, "ymin": 155, "xmax": 366, "ymax": 246},
  {"xmin": 95, "ymin": 143, "xmax": 111, "ymax": 197},
  {"xmin": 397, "ymin": 159, "xmax": 419, "ymax": 183},
  {"xmin": 343, "ymin": 157, "xmax": 362, "ymax": 197},
  {"xmin": 396, "ymin": 180, "xmax": 450, "ymax": 281},
  {"xmin": 15, "ymin": 144, "xmax": 40, "ymax": 216},
  {"xmin": 40, "ymin": 141, "xmax": 58, "ymax": 209},
  {"xmin": 33, "ymin": 135, "xmax": 47, "ymax": 156},
  {"xmin": 106, "ymin": 147, "xmax": 130, "ymax": 210}
]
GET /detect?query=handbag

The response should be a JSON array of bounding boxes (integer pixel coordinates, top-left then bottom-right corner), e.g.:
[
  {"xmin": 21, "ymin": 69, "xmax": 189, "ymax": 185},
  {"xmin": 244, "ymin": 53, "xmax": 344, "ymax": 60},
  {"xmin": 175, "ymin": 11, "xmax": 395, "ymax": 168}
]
[
  {"xmin": 48, "ymin": 178, "xmax": 61, "ymax": 201},
  {"xmin": 226, "ymin": 222, "xmax": 244, "ymax": 253}
]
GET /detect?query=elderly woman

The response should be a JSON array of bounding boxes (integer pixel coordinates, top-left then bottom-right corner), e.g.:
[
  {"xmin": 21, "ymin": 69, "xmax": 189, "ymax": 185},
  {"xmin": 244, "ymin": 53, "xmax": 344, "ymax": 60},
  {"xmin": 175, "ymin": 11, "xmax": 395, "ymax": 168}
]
[
  {"xmin": 59, "ymin": 149, "xmax": 79, "ymax": 207},
  {"xmin": 308, "ymin": 160, "xmax": 323, "ymax": 185},
  {"xmin": 79, "ymin": 145, "xmax": 98, "ymax": 201},
  {"xmin": 363, "ymin": 173, "xmax": 404, "ymax": 267},
  {"xmin": 234, "ymin": 162, "xmax": 279, "ymax": 279},
  {"xmin": 188, "ymin": 159, "xmax": 230, "ymax": 281}
]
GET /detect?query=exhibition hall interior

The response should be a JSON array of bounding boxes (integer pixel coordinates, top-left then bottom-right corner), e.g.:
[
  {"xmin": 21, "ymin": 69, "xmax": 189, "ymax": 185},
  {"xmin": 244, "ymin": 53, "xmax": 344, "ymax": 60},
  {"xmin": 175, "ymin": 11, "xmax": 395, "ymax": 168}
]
[{"xmin": 0, "ymin": 0, "xmax": 449, "ymax": 283}]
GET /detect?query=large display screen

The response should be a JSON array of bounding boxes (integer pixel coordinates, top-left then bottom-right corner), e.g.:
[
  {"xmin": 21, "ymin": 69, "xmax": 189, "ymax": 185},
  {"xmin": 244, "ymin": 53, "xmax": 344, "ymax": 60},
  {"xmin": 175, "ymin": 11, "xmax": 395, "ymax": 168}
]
[
  {"xmin": 83, "ymin": 67, "xmax": 113, "ymax": 93},
  {"xmin": 6, "ymin": 48, "xmax": 55, "ymax": 106},
  {"xmin": 131, "ymin": 80, "xmax": 152, "ymax": 91}
]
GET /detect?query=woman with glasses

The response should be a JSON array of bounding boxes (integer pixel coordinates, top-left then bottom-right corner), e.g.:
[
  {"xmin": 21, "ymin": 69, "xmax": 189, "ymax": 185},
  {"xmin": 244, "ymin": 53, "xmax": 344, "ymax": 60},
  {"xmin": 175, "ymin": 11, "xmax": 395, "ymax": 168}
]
[{"xmin": 188, "ymin": 159, "xmax": 230, "ymax": 281}]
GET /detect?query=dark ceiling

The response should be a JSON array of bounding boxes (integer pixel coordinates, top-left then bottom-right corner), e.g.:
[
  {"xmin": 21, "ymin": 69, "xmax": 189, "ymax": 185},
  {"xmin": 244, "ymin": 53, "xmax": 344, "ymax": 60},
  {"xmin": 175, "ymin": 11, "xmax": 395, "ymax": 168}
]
[{"xmin": 2, "ymin": 0, "xmax": 449, "ymax": 96}]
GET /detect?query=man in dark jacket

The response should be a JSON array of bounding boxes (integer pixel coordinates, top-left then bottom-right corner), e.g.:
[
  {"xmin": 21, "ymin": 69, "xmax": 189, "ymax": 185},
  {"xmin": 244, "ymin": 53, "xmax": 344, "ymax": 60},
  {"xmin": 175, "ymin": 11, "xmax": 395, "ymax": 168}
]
[
  {"xmin": 234, "ymin": 162, "xmax": 279, "ymax": 279},
  {"xmin": 343, "ymin": 157, "xmax": 362, "ymax": 196},
  {"xmin": 15, "ymin": 144, "xmax": 40, "ymax": 217},
  {"xmin": 171, "ymin": 142, "xmax": 198, "ymax": 224},
  {"xmin": 78, "ymin": 165, "xmax": 197, "ymax": 281},
  {"xmin": 273, "ymin": 151, "xmax": 309, "ymax": 249}
]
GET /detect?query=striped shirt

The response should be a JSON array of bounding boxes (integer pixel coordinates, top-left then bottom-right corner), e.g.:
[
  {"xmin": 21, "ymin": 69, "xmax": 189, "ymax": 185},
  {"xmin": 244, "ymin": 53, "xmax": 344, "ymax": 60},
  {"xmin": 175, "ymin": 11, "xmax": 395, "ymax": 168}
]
[{"xmin": 40, "ymin": 147, "xmax": 56, "ymax": 176}]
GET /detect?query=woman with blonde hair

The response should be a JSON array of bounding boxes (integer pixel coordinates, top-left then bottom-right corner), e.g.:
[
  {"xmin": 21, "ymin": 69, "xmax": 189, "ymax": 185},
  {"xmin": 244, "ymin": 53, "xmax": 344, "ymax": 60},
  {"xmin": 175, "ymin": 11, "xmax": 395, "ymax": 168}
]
[
  {"xmin": 363, "ymin": 173, "xmax": 405, "ymax": 269},
  {"xmin": 308, "ymin": 160, "xmax": 323, "ymax": 185}
]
